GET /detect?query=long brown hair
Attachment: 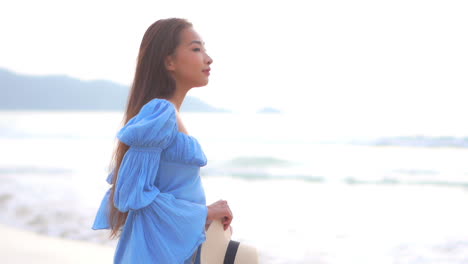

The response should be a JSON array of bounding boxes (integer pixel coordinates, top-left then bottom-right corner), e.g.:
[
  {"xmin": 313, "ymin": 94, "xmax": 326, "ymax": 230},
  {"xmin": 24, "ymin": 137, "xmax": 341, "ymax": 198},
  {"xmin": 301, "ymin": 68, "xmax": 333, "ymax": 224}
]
[{"xmin": 107, "ymin": 18, "xmax": 193, "ymax": 239}]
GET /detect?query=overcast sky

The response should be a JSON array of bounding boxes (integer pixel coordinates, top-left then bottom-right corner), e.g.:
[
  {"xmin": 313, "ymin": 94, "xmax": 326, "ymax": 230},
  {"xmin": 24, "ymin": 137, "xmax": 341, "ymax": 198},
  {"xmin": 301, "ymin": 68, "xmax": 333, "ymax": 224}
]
[{"xmin": 1, "ymin": 0, "xmax": 467, "ymax": 125}]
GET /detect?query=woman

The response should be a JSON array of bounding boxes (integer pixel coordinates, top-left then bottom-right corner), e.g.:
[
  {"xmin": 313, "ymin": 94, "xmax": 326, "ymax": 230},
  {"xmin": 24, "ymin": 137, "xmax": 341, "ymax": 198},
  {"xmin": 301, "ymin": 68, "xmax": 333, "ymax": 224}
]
[{"xmin": 91, "ymin": 18, "xmax": 233, "ymax": 264}]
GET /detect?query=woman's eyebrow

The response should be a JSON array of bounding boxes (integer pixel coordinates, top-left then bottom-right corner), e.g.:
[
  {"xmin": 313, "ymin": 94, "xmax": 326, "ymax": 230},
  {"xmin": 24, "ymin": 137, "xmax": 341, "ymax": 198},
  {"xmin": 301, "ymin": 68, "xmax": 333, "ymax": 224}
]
[{"xmin": 188, "ymin": 40, "xmax": 205, "ymax": 46}]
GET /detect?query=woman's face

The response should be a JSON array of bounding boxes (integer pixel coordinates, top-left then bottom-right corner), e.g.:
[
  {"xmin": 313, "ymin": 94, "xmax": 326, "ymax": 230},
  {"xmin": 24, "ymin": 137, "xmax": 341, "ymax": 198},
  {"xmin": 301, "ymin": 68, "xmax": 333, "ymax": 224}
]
[{"xmin": 166, "ymin": 27, "xmax": 213, "ymax": 88}]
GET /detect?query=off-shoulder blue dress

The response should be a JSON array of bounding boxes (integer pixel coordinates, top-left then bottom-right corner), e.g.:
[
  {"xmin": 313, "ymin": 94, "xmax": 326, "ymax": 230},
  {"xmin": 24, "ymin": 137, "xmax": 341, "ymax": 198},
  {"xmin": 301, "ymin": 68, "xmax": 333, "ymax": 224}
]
[{"xmin": 91, "ymin": 98, "xmax": 208, "ymax": 264}]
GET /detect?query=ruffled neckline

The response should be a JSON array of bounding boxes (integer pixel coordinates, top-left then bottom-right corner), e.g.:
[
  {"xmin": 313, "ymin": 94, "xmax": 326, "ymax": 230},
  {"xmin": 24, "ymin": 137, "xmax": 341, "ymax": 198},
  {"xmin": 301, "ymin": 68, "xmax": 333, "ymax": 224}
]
[
  {"xmin": 156, "ymin": 98, "xmax": 203, "ymax": 143},
  {"xmin": 154, "ymin": 98, "xmax": 207, "ymax": 167}
]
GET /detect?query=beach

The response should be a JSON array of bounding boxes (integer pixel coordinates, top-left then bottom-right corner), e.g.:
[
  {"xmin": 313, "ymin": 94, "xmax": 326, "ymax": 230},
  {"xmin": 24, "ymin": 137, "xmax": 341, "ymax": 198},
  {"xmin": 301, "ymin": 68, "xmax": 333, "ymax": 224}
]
[
  {"xmin": 3, "ymin": 177, "xmax": 468, "ymax": 264},
  {"xmin": 1, "ymin": 111, "xmax": 468, "ymax": 263},
  {"xmin": 0, "ymin": 223, "xmax": 114, "ymax": 264}
]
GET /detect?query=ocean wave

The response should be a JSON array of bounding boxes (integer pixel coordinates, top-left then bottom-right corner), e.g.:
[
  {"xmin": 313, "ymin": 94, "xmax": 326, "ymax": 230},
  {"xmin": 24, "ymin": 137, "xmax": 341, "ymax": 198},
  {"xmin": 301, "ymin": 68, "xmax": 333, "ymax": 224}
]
[
  {"xmin": 0, "ymin": 166, "xmax": 73, "ymax": 175},
  {"xmin": 224, "ymin": 156, "xmax": 292, "ymax": 167},
  {"xmin": 343, "ymin": 177, "xmax": 468, "ymax": 188},
  {"xmin": 202, "ymin": 171, "xmax": 325, "ymax": 182},
  {"xmin": 202, "ymin": 172, "xmax": 468, "ymax": 188},
  {"xmin": 202, "ymin": 165, "xmax": 468, "ymax": 188},
  {"xmin": 353, "ymin": 136, "xmax": 468, "ymax": 148}
]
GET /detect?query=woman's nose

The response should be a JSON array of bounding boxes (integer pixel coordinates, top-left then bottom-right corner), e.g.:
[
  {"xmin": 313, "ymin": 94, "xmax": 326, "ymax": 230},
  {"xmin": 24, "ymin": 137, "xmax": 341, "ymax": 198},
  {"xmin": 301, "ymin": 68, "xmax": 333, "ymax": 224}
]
[{"xmin": 206, "ymin": 55, "xmax": 213, "ymax": 65}]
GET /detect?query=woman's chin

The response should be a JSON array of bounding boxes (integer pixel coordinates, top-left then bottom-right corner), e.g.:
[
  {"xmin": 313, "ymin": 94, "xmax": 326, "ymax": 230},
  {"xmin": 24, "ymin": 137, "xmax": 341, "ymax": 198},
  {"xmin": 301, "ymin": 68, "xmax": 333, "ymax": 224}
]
[{"xmin": 194, "ymin": 80, "xmax": 209, "ymax": 88}]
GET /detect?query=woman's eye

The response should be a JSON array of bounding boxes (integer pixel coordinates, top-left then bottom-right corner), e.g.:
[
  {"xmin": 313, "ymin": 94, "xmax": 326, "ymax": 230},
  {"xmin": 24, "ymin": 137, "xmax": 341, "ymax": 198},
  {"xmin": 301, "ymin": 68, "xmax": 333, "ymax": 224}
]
[{"xmin": 193, "ymin": 48, "xmax": 201, "ymax": 52}]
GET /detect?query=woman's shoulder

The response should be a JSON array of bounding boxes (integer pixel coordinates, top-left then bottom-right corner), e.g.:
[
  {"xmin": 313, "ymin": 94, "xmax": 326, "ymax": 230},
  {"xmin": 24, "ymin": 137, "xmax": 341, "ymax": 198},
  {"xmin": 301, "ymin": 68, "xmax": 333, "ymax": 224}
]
[
  {"xmin": 117, "ymin": 98, "xmax": 179, "ymax": 149},
  {"xmin": 142, "ymin": 98, "xmax": 177, "ymax": 118}
]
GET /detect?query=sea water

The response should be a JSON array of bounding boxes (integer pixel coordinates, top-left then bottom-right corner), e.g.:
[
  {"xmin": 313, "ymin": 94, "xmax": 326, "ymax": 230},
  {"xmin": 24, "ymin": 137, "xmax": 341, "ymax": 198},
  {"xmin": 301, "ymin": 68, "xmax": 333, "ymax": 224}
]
[{"xmin": 1, "ymin": 110, "xmax": 468, "ymax": 264}]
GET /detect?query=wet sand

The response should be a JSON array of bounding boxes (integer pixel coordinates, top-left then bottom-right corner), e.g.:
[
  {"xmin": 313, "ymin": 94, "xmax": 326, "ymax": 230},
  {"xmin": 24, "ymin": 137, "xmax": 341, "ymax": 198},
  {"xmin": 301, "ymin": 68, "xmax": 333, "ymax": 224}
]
[{"xmin": 0, "ymin": 223, "xmax": 114, "ymax": 264}]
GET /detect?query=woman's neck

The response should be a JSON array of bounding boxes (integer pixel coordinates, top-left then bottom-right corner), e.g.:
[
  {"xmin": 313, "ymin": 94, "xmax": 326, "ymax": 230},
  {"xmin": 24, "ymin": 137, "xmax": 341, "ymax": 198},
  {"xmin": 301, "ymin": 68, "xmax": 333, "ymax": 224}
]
[{"xmin": 168, "ymin": 89, "xmax": 189, "ymax": 112}]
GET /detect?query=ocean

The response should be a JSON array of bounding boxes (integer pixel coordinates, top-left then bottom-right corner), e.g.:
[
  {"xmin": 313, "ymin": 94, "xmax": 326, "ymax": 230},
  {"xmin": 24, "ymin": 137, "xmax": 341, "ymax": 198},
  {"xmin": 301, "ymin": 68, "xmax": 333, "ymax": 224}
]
[{"xmin": 1, "ymin": 110, "xmax": 468, "ymax": 263}]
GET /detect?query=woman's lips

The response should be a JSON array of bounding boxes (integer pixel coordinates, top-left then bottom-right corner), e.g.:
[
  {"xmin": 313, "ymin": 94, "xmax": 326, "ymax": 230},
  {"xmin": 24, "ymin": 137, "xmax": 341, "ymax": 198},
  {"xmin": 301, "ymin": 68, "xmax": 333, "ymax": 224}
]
[{"xmin": 202, "ymin": 69, "xmax": 210, "ymax": 76}]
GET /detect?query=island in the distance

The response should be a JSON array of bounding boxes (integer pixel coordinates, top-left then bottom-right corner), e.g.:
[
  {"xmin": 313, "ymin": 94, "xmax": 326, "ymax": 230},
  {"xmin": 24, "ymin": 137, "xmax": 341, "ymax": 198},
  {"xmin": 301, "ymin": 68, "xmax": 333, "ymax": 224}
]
[
  {"xmin": 256, "ymin": 107, "xmax": 281, "ymax": 114},
  {"xmin": 0, "ymin": 68, "xmax": 230, "ymax": 112}
]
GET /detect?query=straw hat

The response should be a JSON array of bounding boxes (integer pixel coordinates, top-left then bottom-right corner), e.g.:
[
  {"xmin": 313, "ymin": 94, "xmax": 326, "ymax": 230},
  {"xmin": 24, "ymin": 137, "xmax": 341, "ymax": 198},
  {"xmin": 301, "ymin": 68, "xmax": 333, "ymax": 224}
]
[{"xmin": 201, "ymin": 219, "xmax": 259, "ymax": 264}]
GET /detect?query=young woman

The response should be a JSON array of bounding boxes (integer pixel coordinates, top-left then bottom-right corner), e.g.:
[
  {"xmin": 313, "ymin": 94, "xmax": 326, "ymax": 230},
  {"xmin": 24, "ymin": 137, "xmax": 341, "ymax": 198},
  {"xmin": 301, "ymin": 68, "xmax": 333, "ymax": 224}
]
[{"xmin": 91, "ymin": 18, "xmax": 233, "ymax": 264}]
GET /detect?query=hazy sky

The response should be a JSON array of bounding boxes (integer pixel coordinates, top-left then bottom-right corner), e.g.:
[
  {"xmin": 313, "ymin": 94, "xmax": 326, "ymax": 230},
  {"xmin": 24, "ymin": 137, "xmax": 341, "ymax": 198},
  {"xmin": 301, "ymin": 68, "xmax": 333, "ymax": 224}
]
[{"xmin": 1, "ymin": 0, "xmax": 467, "ymax": 123}]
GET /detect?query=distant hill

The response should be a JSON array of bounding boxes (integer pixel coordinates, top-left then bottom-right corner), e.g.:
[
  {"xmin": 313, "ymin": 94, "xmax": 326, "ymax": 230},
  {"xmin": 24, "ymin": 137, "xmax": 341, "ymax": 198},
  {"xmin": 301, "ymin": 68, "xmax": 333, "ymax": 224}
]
[
  {"xmin": 0, "ymin": 68, "xmax": 229, "ymax": 112},
  {"xmin": 257, "ymin": 107, "xmax": 281, "ymax": 114}
]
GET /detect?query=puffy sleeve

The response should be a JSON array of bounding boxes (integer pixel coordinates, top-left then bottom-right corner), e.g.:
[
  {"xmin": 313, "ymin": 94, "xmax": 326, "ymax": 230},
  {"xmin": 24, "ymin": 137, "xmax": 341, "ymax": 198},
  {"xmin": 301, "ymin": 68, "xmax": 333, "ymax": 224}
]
[
  {"xmin": 113, "ymin": 99, "xmax": 177, "ymax": 211},
  {"xmin": 91, "ymin": 99, "xmax": 208, "ymax": 263},
  {"xmin": 90, "ymin": 170, "xmax": 114, "ymax": 230}
]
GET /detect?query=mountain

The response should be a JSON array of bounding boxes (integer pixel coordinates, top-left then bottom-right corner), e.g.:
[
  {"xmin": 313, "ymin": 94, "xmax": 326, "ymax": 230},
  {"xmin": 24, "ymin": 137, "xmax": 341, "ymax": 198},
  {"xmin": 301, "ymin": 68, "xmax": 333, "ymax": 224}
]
[{"xmin": 0, "ymin": 68, "xmax": 229, "ymax": 112}]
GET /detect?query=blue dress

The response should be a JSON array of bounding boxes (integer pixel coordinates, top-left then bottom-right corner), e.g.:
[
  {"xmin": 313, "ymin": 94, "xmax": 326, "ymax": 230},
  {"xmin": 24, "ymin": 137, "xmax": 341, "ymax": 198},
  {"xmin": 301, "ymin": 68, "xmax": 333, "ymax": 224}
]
[{"xmin": 91, "ymin": 98, "xmax": 208, "ymax": 264}]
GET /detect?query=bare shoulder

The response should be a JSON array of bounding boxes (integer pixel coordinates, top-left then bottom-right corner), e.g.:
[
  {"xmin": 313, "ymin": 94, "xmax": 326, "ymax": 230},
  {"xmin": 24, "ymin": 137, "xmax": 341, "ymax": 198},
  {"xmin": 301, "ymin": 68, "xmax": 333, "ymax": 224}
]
[{"xmin": 174, "ymin": 111, "xmax": 189, "ymax": 135}]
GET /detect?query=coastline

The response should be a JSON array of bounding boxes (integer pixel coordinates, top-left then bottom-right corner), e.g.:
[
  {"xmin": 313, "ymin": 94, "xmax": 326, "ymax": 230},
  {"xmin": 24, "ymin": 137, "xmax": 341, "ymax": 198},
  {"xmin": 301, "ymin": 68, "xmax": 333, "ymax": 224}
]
[{"xmin": 0, "ymin": 223, "xmax": 114, "ymax": 264}]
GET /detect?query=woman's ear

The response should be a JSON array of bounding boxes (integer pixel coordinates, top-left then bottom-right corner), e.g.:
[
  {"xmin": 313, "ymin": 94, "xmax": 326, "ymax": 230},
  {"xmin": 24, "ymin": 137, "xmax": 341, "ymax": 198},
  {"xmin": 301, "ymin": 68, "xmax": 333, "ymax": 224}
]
[{"xmin": 165, "ymin": 55, "xmax": 176, "ymax": 71}]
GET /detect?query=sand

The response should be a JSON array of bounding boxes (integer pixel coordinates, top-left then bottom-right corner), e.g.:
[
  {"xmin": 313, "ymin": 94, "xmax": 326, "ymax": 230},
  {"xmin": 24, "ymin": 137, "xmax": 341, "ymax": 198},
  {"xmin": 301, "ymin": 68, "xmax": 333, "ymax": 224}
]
[{"xmin": 0, "ymin": 224, "xmax": 115, "ymax": 264}]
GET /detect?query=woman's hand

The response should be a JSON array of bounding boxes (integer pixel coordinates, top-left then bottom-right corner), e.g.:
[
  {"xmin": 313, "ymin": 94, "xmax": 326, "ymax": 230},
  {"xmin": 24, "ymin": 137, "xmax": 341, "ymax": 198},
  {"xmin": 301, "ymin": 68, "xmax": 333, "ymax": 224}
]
[{"xmin": 207, "ymin": 199, "xmax": 233, "ymax": 231}]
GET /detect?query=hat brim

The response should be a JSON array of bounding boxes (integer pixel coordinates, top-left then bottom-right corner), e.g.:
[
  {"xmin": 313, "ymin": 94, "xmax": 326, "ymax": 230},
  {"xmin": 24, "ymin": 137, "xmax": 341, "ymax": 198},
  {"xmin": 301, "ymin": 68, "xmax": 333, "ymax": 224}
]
[{"xmin": 201, "ymin": 219, "xmax": 259, "ymax": 264}]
